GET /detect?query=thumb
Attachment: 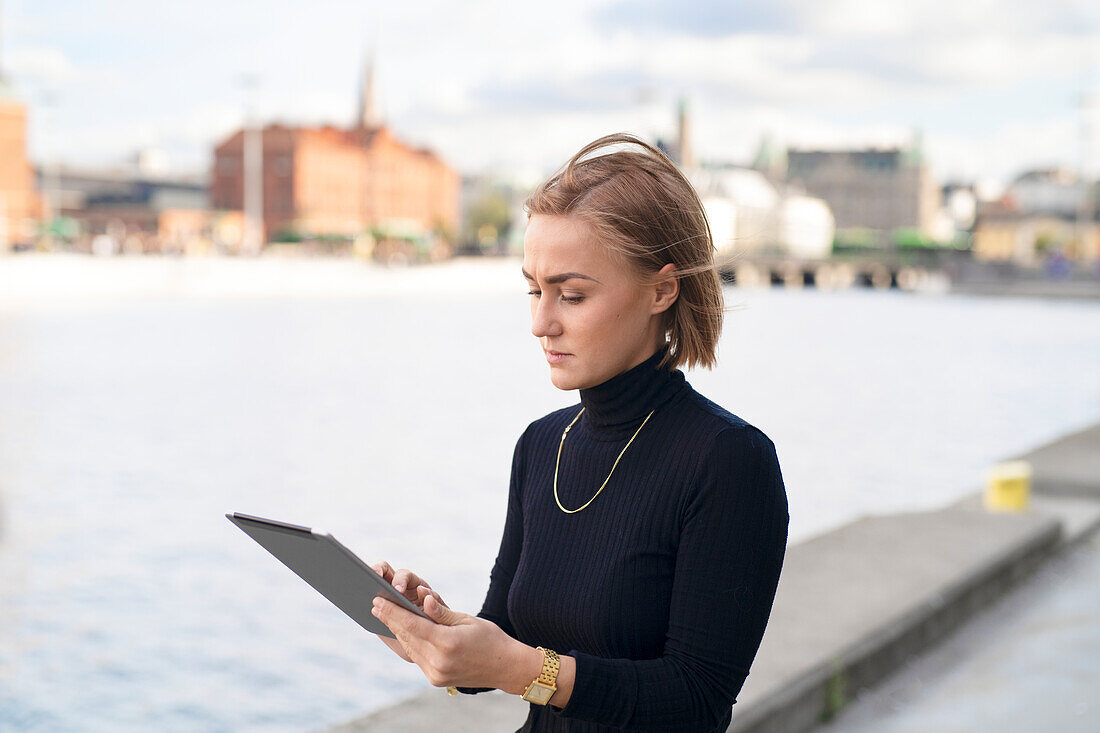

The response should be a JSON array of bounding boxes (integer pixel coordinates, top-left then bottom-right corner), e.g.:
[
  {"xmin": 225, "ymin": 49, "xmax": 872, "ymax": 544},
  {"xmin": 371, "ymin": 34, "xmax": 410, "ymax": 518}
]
[{"xmin": 423, "ymin": 593, "xmax": 464, "ymax": 626}]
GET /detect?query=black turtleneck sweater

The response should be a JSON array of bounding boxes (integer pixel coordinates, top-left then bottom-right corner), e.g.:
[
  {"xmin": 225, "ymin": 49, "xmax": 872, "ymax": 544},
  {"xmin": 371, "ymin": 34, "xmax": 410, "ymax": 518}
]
[{"xmin": 467, "ymin": 347, "xmax": 788, "ymax": 733}]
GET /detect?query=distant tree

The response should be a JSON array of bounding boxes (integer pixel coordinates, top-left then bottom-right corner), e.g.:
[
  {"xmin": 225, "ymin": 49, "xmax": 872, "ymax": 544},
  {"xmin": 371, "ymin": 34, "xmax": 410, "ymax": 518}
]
[
  {"xmin": 272, "ymin": 228, "xmax": 304, "ymax": 243},
  {"xmin": 432, "ymin": 217, "xmax": 455, "ymax": 246},
  {"xmin": 464, "ymin": 192, "xmax": 512, "ymax": 251},
  {"xmin": 1034, "ymin": 231, "xmax": 1057, "ymax": 255}
]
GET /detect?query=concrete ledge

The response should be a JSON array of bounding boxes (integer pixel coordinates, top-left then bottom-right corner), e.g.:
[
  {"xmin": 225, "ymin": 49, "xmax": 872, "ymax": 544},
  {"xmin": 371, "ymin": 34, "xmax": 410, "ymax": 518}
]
[
  {"xmin": 956, "ymin": 492, "xmax": 1100, "ymax": 549},
  {"xmin": 324, "ymin": 689, "xmax": 525, "ymax": 733},
  {"xmin": 727, "ymin": 501, "xmax": 1062, "ymax": 733},
  {"xmin": 949, "ymin": 279, "xmax": 1100, "ymax": 300},
  {"xmin": 1015, "ymin": 422, "xmax": 1100, "ymax": 499}
]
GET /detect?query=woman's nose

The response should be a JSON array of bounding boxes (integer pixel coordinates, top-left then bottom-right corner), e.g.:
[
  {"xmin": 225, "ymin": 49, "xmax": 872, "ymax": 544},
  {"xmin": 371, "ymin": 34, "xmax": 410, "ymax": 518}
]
[{"xmin": 531, "ymin": 298, "xmax": 562, "ymax": 338}]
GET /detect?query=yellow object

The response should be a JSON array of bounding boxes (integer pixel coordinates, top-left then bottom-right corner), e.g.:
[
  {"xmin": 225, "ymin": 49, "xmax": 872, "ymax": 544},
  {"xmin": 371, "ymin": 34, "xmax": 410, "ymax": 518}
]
[
  {"xmin": 984, "ymin": 460, "xmax": 1032, "ymax": 512},
  {"xmin": 521, "ymin": 648, "xmax": 560, "ymax": 705}
]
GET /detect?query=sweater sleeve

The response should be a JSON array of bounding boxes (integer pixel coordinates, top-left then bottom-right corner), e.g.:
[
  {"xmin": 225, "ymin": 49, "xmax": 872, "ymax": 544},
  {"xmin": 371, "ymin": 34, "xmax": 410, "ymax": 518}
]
[
  {"xmin": 457, "ymin": 428, "xmax": 527, "ymax": 695},
  {"xmin": 555, "ymin": 425, "xmax": 789, "ymax": 730}
]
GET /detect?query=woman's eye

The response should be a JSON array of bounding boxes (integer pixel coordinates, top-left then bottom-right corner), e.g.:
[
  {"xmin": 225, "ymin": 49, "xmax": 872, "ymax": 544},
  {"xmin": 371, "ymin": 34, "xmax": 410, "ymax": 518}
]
[{"xmin": 527, "ymin": 290, "xmax": 583, "ymax": 304}]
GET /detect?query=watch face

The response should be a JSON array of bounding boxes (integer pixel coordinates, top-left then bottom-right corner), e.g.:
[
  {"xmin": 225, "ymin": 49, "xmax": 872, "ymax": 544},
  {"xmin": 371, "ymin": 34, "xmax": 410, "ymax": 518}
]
[{"xmin": 523, "ymin": 681, "xmax": 555, "ymax": 705}]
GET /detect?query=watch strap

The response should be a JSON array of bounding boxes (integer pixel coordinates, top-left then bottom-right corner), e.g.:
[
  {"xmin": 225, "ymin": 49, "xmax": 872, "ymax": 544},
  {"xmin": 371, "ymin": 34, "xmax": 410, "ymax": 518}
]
[
  {"xmin": 535, "ymin": 647, "xmax": 560, "ymax": 686},
  {"xmin": 521, "ymin": 647, "xmax": 559, "ymax": 705}
]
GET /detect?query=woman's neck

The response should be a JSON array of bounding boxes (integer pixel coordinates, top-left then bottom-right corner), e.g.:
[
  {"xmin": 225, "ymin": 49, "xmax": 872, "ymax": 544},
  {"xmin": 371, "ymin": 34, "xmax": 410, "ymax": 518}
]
[{"xmin": 578, "ymin": 345, "xmax": 685, "ymax": 430}]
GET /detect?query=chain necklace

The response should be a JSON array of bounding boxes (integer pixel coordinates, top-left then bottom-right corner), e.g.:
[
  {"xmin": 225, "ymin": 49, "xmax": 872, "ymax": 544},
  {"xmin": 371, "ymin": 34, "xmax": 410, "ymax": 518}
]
[{"xmin": 553, "ymin": 406, "xmax": 655, "ymax": 514}]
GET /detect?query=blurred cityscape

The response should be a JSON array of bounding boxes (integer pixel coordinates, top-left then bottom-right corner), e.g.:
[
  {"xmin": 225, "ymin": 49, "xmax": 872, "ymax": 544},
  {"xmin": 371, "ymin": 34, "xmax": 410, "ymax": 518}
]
[
  {"xmin": 2, "ymin": 7, "xmax": 1100, "ymax": 732},
  {"xmin": 1, "ymin": 18, "xmax": 1099, "ymax": 296}
]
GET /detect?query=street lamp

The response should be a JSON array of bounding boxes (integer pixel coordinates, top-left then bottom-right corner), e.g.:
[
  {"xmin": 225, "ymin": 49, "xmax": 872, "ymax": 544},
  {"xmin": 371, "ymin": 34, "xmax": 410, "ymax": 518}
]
[
  {"xmin": 240, "ymin": 74, "xmax": 263, "ymax": 256},
  {"xmin": 37, "ymin": 89, "xmax": 63, "ymax": 251}
]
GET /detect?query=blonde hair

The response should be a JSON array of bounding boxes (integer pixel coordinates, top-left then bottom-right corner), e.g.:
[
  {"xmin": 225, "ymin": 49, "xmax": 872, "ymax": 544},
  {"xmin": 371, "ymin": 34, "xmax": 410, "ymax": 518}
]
[{"xmin": 524, "ymin": 132, "xmax": 723, "ymax": 371}]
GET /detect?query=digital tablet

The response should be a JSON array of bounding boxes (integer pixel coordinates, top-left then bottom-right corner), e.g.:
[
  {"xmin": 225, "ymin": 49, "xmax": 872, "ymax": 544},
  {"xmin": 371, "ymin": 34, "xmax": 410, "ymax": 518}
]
[{"xmin": 226, "ymin": 512, "xmax": 430, "ymax": 639}]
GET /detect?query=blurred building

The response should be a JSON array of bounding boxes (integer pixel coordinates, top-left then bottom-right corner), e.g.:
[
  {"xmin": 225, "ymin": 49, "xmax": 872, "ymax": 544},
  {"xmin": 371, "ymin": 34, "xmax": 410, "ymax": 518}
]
[
  {"xmin": 972, "ymin": 208, "xmax": 1098, "ymax": 266},
  {"xmin": 1004, "ymin": 168, "xmax": 1090, "ymax": 217},
  {"xmin": 655, "ymin": 97, "xmax": 695, "ymax": 169},
  {"xmin": 751, "ymin": 134, "xmax": 787, "ymax": 184},
  {"xmin": 692, "ymin": 166, "xmax": 835, "ymax": 261},
  {"xmin": 0, "ymin": 77, "xmax": 40, "ymax": 250},
  {"xmin": 973, "ymin": 170, "xmax": 1099, "ymax": 266},
  {"xmin": 660, "ymin": 101, "xmax": 835, "ymax": 260},
  {"xmin": 941, "ymin": 183, "xmax": 977, "ymax": 232},
  {"xmin": 784, "ymin": 141, "xmax": 940, "ymax": 245},
  {"xmin": 211, "ymin": 59, "xmax": 459, "ymax": 244},
  {"xmin": 36, "ymin": 165, "xmax": 243, "ymax": 255},
  {"xmin": 42, "ymin": 165, "xmax": 207, "ymax": 213}
]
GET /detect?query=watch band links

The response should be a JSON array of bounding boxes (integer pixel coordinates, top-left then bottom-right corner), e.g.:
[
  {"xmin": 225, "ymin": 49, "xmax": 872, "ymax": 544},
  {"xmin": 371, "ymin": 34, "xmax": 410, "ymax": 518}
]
[{"xmin": 536, "ymin": 647, "xmax": 560, "ymax": 685}]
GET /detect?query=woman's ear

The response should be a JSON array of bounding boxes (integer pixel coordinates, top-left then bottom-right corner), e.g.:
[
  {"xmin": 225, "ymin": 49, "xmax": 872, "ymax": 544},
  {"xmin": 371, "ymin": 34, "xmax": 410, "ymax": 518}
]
[{"xmin": 652, "ymin": 263, "xmax": 679, "ymax": 315}]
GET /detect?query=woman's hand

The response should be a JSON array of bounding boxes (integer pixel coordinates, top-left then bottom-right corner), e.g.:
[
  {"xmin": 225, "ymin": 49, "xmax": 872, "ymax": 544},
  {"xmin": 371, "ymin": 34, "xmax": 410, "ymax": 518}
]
[
  {"xmin": 370, "ymin": 560, "xmax": 440, "ymax": 607},
  {"xmin": 369, "ymin": 560, "xmax": 448, "ymax": 663},
  {"xmin": 371, "ymin": 593, "xmax": 542, "ymax": 693}
]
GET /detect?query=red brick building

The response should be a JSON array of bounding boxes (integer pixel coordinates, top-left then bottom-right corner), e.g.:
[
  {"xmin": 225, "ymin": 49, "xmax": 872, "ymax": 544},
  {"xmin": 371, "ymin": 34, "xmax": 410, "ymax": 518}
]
[
  {"xmin": 211, "ymin": 62, "xmax": 459, "ymax": 243},
  {"xmin": 0, "ymin": 93, "xmax": 40, "ymax": 249}
]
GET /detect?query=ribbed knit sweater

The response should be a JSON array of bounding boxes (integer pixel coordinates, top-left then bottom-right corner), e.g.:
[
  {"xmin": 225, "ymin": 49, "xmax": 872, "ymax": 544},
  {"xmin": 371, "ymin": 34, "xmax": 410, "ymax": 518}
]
[{"xmin": 465, "ymin": 346, "xmax": 789, "ymax": 733}]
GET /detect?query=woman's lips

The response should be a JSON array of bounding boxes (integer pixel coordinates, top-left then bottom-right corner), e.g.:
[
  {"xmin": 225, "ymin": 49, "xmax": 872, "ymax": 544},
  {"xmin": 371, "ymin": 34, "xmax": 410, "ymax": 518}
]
[{"xmin": 546, "ymin": 350, "xmax": 572, "ymax": 365}]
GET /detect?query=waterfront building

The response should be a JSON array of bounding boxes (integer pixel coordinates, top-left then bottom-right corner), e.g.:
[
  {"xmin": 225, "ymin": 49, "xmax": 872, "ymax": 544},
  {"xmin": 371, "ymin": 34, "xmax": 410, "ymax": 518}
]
[
  {"xmin": 785, "ymin": 141, "xmax": 941, "ymax": 246},
  {"xmin": 751, "ymin": 134, "xmax": 788, "ymax": 184},
  {"xmin": 972, "ymin": 169, "xmax": 1100, "ymax": 267},
  {"xmin": 655, "ymin": 96, "xmax": 696, "ymax": 169},
  {"xmin": 35, "ymin": 164, "xmax": 235, "ymax": 254},
  {"xmin": 942, "ymin": 183, "xmax": 978, "ymax": 232},
  {"xmin": 0, "ymin": 75, "xmax": 40, "ymax": 250},
  {"xmin": 973, "ymin": 202, "xmax": 1099, "ymax": 267},
  {"xmin": 692, "ymin": 166, "xmax": 835, "ymax": 261},
  {"xmin": 210, "ymin": 57, "xmax": 459, "ymax": 245},
  {"xmin": 1005, "ymin": 168, "xmax": 1091, "ymax": 217}
]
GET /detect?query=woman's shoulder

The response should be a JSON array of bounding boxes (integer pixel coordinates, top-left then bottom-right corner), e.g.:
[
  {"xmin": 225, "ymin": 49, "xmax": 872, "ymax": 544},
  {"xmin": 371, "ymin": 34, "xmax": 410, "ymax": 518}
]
[
  {"xmin": 677, "ymin": 383, "xmax": 777, "ymax": 449},
  {"xmin": 676, "ymin": 387, "xmax": 787, "ymax": 517}
]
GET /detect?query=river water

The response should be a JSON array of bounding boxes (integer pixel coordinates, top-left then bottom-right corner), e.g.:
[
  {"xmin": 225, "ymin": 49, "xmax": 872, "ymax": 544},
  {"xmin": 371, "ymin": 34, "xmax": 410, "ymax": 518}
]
[{"xmin": 1, "ymin": 257, "xmax": 1098, "ymax": 732}]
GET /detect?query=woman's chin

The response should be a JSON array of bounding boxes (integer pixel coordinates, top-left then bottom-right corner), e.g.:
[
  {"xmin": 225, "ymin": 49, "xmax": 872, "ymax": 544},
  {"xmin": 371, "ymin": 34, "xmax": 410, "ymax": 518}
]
[{"xmin": 549, "ymin": 367, "xmax": 583, "ymax": 392}]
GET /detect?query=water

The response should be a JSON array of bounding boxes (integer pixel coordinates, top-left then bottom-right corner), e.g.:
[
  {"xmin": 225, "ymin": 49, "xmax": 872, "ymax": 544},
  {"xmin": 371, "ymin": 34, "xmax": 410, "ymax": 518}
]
[{"xmin": 1, "ymin": 258, "xmax": 1098, "ymax": 732}]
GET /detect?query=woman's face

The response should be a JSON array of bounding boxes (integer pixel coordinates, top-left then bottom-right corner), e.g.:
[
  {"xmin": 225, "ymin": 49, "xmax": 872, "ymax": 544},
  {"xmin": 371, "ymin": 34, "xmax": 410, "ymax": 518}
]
[{"xmin": 522, "ymin": 214, "xmax": 675, "ymax": 391}]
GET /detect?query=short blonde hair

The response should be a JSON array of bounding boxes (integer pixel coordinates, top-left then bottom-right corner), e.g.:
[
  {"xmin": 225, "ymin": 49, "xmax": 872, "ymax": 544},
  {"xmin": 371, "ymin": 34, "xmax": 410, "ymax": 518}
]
[{"xmin": 525, "ymin": 132, "xmax": 723, "ymax": 371}]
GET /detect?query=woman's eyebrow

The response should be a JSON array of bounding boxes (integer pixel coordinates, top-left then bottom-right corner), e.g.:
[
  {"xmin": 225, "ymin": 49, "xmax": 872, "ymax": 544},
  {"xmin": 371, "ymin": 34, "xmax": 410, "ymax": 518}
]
[{"xmin": 521, "ymin": 268, "xmax": 600, "ymax": 284}]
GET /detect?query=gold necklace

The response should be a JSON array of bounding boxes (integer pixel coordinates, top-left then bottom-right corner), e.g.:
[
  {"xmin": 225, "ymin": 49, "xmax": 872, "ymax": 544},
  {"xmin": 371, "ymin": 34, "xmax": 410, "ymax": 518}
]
[{"xmin": 553, "ymin": 406, "xmax": 655, "ymax": 514}]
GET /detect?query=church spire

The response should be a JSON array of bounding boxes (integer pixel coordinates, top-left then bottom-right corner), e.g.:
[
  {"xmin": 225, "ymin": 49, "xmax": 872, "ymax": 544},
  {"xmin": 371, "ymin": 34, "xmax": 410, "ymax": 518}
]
[
  {"xmin": 0, "ymin": 0, "xmax": 12, "ymax": 96},
  {"xmin": 677, "ymin": 96, "xmax": 695, "ymax": 168},
  {"xmin": 356, "ymin": 49, "xmax": 379, "ymax": 129}
]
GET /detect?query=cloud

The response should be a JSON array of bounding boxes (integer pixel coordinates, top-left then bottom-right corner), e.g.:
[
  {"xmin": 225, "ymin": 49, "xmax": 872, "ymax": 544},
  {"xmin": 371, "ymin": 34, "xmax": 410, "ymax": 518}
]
[
  {"xmin": 591, "ymin": 0, "xmax": 803, "ymax": 37},
  {"xmin": 598, "ymin": 0, "xmax": 1100, "ymax": 40},
  {"xmin": 470, "ymin": 69, "xmax": 653, "ymax": 113},
  {"xmin": 592, "ymin": 0, "xmax": 1100, "ymax": 95},
  {"xmin": 6, "ymin": 47, "xmax": 78, "ymax": 84},
  {"xmin": 927, "ymin": 116, "xmax": 1084, "ymax": 182}
]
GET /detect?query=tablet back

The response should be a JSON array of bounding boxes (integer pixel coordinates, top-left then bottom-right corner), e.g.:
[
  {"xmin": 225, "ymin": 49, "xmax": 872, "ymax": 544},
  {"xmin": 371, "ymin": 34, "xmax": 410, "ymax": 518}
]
[{"xmin": 227, "ymin": 512, "xmax": 427, "ymax": 639}]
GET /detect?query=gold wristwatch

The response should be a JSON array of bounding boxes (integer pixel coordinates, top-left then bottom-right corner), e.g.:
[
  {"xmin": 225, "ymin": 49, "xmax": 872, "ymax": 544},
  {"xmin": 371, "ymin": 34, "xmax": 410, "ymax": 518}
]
[{"xmin": 521, "ymin": 647, "xmax": 559, "ymax": 705}]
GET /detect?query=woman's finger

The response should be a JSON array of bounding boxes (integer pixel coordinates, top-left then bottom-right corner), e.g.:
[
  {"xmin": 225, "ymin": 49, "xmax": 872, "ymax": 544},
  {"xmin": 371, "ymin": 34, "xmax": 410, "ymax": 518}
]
[
  {"xmin": 391, "ymin": 569, "xmax": 430, "ymax": 599},
  {"xmin": 371, "ymin": 560, "xmax": 395, "ymax": 584},
  {"xmin": 372, "ymin": 597, "xmax": 436, "ymax": 655},
  {"xmin": 422, "ymin": 593, "xmax": 464, "ymax": 626},
  {"xmin": 416, "ymin": 585, "xmax": 449, "ymax": 609}
]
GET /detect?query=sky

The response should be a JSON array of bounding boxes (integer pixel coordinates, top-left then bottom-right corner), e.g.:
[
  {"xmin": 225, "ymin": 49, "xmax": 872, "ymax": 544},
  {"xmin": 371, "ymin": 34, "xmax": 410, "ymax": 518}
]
[{"xmin": 3, "ymin": 0, "xmax": 1100, "ymax": 187}]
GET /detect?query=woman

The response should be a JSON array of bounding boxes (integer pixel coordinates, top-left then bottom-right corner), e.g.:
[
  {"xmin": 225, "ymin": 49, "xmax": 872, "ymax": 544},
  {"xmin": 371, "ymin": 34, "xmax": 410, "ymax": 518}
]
[{"xmin": 370, "ymin": 133, "xmax": 788, "ymax": 732}]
